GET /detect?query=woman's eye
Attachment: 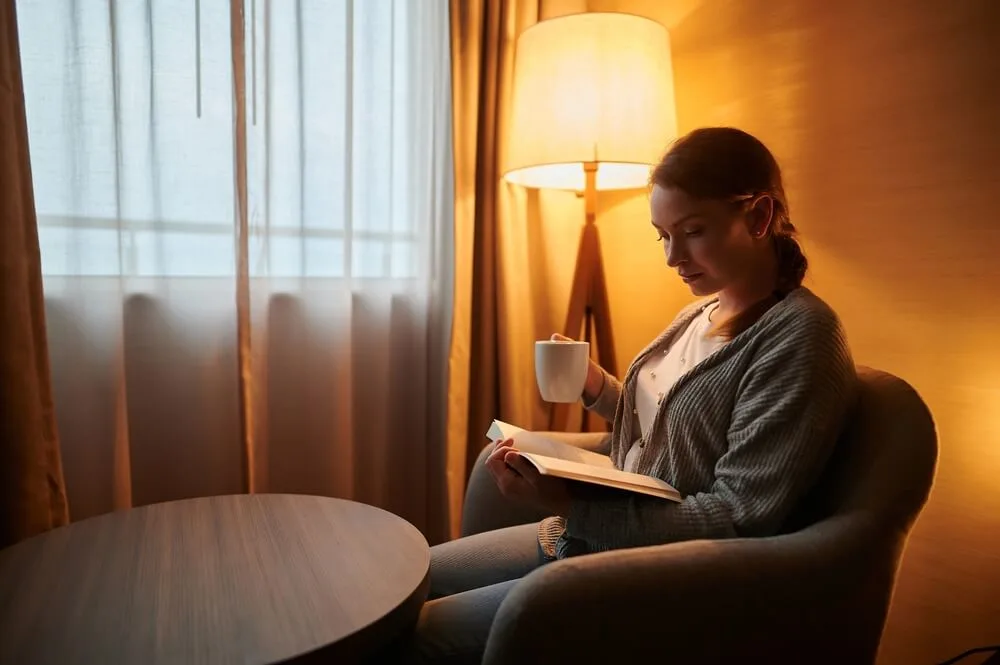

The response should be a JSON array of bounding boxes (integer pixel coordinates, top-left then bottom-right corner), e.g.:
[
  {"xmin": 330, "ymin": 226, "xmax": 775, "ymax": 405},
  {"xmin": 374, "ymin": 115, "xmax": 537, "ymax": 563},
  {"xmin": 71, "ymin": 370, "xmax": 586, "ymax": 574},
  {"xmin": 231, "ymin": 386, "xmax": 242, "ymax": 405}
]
[
  {"xmin": 655, "ymin": 232, "xmax": 668, "ymax": 243},
  {"xmin": 685, "ymin": 228, "xmax": 704, "ymax": 238}
]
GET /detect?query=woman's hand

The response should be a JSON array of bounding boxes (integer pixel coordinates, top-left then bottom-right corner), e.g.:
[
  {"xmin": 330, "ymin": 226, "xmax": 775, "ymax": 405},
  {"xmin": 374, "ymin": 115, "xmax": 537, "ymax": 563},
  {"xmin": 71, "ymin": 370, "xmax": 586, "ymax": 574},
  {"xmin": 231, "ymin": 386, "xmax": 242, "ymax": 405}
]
[
  {"xmin": 485, "ymin": 438, "xmax": 573, "ymax": 516},
  {"xmin": 550, "ymin": 333, "xmax": 604, "ymax": 401}
]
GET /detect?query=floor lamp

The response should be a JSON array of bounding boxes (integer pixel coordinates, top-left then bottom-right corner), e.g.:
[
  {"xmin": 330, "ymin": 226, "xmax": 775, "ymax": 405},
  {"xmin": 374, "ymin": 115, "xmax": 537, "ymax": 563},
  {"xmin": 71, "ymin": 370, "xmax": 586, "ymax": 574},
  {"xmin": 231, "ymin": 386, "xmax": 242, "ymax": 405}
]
[{"xmin": 503, "ymin": 12, "xmax": 677, "ymax": 431}]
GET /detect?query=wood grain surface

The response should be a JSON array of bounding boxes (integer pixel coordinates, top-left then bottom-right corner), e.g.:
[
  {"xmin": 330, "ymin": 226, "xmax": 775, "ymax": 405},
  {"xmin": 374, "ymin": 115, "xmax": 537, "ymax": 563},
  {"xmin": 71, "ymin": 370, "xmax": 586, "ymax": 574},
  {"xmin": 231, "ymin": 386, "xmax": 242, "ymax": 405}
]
[{"xmin": 0, "ymin": 494, "xmax": 430, "ymax": 664}]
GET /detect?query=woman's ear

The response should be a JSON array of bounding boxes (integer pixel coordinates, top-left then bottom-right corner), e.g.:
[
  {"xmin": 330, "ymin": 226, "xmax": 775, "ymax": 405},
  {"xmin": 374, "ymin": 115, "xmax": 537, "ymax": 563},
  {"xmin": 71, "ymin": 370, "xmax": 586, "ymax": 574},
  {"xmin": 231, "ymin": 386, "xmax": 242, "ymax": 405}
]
[{"xmin": 746, "ymin": 195, "xmax": 775, "ymax": 238}]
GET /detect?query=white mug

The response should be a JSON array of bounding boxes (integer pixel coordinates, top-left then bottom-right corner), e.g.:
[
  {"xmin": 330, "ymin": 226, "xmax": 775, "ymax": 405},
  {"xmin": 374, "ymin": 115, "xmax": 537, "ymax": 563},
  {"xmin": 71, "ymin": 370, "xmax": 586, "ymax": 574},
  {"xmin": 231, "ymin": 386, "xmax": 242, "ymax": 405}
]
[{"xmin": 534, "ymin": 340, "xmax": 590, "ymax": 403}]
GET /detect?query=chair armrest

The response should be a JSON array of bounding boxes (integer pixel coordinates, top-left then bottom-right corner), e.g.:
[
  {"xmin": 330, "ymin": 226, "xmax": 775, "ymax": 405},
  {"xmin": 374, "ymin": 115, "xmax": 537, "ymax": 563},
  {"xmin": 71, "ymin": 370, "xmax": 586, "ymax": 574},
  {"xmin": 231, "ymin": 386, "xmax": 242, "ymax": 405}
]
[
  {"xmin": 460, "ymin": 432, "xmax": 612, "ymax": 537},
  {"xmin": 485, "ymin": 516, "xmax": 898, "ymax": 665}
]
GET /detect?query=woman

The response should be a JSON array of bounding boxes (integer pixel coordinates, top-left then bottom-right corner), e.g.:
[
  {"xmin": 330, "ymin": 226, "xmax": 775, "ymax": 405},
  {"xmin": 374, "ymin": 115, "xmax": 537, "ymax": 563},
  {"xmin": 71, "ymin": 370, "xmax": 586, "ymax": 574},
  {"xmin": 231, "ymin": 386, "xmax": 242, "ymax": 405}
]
[{"xmin": 403, "ymin": 127, "xmax": 856, "ymax": 663}]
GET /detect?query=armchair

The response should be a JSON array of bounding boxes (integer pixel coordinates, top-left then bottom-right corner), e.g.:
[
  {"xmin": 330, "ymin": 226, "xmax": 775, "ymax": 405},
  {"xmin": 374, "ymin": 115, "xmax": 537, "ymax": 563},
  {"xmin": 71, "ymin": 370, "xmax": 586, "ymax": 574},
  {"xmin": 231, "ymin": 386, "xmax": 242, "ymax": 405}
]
[{"xmin": 461, "ymin": 367, "xmax": 937, "ymax": 664}]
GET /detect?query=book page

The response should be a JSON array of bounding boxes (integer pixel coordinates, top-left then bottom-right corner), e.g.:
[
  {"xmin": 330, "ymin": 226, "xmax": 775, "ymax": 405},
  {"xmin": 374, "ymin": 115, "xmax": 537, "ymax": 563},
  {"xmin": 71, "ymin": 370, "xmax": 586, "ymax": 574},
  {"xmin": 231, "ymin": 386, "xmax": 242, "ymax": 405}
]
[
  {"xmin": 520, "ymin": 452, "xmax": 681, "ymax": 502},
  {"xmin": 486, "ymin": 420, "xmax": 613, "ymax": 468}
]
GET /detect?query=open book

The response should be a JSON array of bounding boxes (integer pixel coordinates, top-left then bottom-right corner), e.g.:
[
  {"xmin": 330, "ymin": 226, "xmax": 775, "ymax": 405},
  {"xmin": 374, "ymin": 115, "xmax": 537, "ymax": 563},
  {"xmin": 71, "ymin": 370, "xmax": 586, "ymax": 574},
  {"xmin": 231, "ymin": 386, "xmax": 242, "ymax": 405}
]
[{"xmin": 486, "ymin": 420, "xmax": 681, "ymax": 502}]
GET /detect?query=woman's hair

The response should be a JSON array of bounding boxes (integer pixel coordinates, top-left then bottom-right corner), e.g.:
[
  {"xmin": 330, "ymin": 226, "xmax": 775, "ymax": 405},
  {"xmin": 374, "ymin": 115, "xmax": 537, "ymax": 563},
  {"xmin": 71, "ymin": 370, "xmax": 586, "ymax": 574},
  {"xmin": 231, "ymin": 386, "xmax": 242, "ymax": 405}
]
[{"xmin": 649, "ymin": 127, "xmax": 807, "ymax": 339}]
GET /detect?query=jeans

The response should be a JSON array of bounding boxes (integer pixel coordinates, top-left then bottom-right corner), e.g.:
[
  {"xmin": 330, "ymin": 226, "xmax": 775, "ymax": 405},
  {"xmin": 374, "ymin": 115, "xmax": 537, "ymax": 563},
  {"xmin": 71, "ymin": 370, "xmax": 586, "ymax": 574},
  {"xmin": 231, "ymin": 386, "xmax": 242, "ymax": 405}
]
[{"xmin": 399, "ymin": 522, "xmax": 546, "ymax": 664}]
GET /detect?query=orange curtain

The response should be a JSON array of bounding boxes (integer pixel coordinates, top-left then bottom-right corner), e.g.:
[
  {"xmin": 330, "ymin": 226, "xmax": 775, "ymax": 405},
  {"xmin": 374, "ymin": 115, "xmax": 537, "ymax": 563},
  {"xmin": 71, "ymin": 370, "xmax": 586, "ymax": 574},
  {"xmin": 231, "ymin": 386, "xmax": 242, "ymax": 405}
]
[
  {"xmin": 449, "ymin": 0, "xmax": 567, "ymax": 538},
  {"xmin": 0, "ymin": 0, "xmax": 69, "ymax": 548}
]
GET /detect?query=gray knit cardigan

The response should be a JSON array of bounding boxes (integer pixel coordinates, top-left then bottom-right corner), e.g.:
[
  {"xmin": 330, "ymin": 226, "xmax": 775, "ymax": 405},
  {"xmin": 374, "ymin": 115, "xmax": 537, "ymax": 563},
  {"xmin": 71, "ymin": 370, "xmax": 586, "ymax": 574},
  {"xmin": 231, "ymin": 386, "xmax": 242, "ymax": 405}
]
[{"xmin": 539, "ymin": 287, "xmax": 857, "ymax": 559}]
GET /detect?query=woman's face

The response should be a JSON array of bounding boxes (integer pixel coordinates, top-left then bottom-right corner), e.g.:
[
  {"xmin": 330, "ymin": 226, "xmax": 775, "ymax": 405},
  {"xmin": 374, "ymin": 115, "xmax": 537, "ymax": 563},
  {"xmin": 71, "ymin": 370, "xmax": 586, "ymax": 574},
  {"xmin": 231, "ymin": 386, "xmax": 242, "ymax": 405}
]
[{"xmin": 649, "ymin": 185, "xmax": 768, "ymax": 297}]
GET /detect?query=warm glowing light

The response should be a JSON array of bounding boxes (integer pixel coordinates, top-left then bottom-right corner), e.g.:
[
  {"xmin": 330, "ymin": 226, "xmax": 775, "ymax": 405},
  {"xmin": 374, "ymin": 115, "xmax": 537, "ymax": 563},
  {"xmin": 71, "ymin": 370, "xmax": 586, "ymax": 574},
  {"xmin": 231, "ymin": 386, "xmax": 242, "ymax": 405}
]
[{"xmin": 504, "ymin": 12, "xmax": 677, "ymax": 192}]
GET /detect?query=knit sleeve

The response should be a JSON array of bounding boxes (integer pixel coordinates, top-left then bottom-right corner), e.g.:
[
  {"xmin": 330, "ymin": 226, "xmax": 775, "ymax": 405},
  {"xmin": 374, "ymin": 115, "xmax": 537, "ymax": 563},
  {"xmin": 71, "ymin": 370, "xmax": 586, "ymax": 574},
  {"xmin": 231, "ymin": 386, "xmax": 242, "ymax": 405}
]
[
  {"xmin": 563, "ymin": 310, "xmax": 856, "ymax": 549},
  {"xmin": 580, "ymin": 366, "xmax": 621, "ymax": 422}
]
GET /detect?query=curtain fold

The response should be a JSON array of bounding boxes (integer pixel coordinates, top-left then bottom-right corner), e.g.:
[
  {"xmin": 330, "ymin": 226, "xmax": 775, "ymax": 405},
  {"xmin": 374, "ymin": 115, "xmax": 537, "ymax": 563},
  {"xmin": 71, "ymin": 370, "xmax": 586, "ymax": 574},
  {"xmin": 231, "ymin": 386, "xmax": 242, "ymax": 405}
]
[
  {"xmin": 449, "ymin": 0, "xmax": 569, "ymax": 538},
  {"xmin": 229, "ymin": 0, "xmax": 254, "ymax": 494},
  {"xmin": 0, "ymin": 0, "xmax": 69, "ymax": 548}
]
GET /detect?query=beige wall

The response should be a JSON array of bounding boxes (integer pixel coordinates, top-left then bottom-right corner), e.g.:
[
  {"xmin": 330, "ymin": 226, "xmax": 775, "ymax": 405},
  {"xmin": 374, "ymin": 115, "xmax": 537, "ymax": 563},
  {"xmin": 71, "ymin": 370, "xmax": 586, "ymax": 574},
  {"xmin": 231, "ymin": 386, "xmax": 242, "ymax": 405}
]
[{"xmin": 563, "ymin": 0, "xmax": 1000, "ymax": 661}]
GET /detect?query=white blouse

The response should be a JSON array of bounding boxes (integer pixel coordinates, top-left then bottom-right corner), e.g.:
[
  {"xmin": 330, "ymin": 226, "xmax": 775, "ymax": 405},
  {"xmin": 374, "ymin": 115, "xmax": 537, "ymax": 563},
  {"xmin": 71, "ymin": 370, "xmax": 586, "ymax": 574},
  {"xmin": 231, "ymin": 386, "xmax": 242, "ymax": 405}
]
[{"xmin": 623, "ymin": 303, "xmax": 726, "ymax": 473}]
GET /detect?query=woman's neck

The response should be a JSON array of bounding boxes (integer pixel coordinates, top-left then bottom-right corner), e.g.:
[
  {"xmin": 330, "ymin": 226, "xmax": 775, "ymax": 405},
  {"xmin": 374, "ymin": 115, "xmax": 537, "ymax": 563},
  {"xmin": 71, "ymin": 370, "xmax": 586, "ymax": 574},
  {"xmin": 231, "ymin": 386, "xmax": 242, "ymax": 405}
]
[{"xmin": 716, "ymin": 254, "xmax": 779, "ymax": 320}]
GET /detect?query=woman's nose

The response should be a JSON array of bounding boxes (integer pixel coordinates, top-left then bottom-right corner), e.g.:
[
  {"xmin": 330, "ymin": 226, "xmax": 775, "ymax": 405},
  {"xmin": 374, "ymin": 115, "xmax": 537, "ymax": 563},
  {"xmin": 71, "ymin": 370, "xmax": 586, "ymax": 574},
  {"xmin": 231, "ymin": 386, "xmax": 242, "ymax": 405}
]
[{"xmin": 665, "ymin": 238, "xmax": 686, "ymax": 267}]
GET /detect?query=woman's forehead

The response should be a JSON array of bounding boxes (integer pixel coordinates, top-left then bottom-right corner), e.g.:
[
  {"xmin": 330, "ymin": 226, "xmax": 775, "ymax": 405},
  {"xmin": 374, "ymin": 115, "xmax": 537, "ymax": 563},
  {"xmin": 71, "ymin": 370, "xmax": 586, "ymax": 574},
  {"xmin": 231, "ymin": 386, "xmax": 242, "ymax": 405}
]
[
  {"xmin": 650, "ymin": 184, "xmax": 691, "ymax": 212},
  {"xmin": 651, "ymin": 186, "xmax": 726, "ymax": 225}
]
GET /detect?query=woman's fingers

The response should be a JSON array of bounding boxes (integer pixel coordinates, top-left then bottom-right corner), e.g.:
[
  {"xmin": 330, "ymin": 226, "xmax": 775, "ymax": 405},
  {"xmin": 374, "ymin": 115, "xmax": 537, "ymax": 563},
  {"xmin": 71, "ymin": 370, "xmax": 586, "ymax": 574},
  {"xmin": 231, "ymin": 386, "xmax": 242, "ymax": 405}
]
[
  {"xmin": 504, "ymin": 451, "xmax": 540, "ymax": 485},
  {"xmin": 485, "ymin": 440, "xmax": 538, "ymax": 498},
  {"xmin": 485, "ymin": 439, "xmax": 516, "ymax": 478},
  {"xmin": 492, "ymin": 437, "xmax": 513, "ymax": 453},
  {"xmin": 489, "ymin": 459, "xmax": 526, "ymax": 495},
  {"xmin": 485, "ymin": 439, "xmax": 572, "ymax": 514},
  {"xmin": 486, "ymin": 439, "xmax": 514, "ymax": 465}
]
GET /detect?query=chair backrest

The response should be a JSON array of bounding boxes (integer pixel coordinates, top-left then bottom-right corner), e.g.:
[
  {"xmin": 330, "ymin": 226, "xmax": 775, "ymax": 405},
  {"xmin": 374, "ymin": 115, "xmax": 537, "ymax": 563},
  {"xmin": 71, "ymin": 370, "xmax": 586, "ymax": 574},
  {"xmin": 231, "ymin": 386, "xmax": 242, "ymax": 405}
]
[
  {"xmin": 772, "ymin": 367, "xmax": 939, "ymax": 663},
  {"xmin": 787, "ymin": 367, "xmax": 938, "ymax": 538},
  {"xmin": 820, "ymin": 366, "xmax": 938, "ymax": 533}
]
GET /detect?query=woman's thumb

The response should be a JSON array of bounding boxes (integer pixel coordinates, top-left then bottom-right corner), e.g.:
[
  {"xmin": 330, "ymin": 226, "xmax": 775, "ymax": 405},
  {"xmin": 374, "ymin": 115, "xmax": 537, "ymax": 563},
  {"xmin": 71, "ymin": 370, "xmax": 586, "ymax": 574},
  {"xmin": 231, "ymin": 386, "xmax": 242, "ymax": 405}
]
[{"xmin": 550, "ymin": 333, "xmax": 573, "ymax": 342}]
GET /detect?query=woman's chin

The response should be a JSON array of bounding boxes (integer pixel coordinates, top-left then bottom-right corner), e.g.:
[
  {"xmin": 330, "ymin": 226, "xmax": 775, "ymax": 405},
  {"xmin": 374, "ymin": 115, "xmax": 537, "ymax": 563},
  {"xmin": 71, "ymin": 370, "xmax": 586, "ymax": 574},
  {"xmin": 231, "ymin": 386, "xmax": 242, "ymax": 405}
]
[{"xmin": 684, "ymin": 276, "xmax": 716, "ymax": 296}]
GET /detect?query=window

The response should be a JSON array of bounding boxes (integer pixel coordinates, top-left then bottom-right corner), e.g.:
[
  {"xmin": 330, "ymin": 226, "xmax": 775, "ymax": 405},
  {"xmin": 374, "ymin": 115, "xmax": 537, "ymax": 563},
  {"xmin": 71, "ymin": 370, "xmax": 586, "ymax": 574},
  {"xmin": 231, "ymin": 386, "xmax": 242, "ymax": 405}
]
[{"xmin": 17, "ymin": 0, "xmax": 440, "ymax": 279}]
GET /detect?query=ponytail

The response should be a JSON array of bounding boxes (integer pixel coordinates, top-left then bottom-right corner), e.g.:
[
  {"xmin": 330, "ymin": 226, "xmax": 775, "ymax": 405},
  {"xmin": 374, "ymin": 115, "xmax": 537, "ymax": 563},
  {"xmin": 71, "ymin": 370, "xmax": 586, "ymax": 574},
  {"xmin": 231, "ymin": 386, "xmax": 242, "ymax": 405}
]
[{"xmin": 773, "ymin": 225, "xmax": 808, "ymax": 296}]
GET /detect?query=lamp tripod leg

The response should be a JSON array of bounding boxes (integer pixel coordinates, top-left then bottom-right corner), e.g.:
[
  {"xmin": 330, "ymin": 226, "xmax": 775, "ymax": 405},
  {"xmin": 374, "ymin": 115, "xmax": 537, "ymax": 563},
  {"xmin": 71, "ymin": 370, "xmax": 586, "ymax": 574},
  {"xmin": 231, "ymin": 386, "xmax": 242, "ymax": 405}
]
[{"xmin": 548, "ymin": 219, "xmax": 617, "ymax": 432}]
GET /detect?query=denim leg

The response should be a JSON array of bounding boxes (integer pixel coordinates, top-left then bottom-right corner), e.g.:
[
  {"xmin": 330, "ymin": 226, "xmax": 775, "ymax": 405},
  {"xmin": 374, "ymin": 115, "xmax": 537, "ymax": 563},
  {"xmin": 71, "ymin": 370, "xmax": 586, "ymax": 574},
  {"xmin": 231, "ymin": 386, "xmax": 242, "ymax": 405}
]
[
  {"xmin": 427, "ymin": 522, "xmax": 545, "ymax": 598},
  {"xmin": 400, "ymin": 522, "xmax": 545, "ymax": 664}
]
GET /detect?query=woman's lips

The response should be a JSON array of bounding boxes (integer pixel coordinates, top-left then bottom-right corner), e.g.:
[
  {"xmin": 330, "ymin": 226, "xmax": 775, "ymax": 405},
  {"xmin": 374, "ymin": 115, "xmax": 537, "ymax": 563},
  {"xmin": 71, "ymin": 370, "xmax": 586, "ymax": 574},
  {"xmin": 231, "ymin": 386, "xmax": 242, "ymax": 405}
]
[{"xmin": 680, "ymin": 273, "xmax": 703, "ymax": 284}]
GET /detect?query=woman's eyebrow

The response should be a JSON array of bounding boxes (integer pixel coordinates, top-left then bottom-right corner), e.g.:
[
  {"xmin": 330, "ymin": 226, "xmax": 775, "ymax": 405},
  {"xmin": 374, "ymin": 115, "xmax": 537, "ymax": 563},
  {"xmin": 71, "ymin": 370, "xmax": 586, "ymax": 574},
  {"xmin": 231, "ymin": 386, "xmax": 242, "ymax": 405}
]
[
  {"xmin": 667, "ymin": 212, "xmax": 700, "ymax": 228},
  {"xmin": 651, "ymin": 212, "xmax": 701, "ymax": 231}
]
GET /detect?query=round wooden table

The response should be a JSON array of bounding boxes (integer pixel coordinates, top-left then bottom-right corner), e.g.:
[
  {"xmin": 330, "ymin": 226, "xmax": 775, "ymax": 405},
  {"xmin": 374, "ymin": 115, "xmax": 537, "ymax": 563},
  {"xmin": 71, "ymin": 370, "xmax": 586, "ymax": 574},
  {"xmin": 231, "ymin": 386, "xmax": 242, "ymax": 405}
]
[{"xmin": 0, "ymin": 494, "xmax": 430, "ymax": 664}]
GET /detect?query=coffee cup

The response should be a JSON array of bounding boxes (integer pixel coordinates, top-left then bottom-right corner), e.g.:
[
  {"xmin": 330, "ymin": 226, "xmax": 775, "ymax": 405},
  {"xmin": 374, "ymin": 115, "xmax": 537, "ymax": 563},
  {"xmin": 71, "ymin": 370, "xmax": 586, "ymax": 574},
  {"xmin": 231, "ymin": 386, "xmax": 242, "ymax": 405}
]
[{"xmin": 534, "ymin": 340, "xmax": 589, "ymax": 403}]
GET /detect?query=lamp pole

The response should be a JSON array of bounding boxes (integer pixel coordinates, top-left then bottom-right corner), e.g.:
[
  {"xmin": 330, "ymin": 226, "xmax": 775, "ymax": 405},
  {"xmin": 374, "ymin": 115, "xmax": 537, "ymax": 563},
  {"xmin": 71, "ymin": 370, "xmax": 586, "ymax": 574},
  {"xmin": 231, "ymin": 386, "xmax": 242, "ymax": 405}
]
[{"xmin": 549, "ymin": 161, "xmax": 617, "ymax": 432}]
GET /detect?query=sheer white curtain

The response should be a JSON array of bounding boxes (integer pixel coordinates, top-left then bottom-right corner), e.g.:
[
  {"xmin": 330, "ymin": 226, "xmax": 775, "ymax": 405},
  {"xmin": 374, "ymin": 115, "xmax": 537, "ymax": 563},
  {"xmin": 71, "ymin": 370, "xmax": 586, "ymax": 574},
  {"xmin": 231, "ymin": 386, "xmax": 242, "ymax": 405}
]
[{"xmin": 16, "ymin": 0, "xmax": 454, "ymax": 542}]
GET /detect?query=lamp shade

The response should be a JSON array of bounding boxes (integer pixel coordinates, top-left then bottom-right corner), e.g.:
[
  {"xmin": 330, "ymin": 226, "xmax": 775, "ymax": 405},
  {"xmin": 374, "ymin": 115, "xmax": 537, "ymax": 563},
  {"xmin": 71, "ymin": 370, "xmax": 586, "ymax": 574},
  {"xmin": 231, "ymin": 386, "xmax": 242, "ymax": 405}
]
[{"xmin": 503, "ymin": 12, "xmax": 677, "ymax": 192}]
